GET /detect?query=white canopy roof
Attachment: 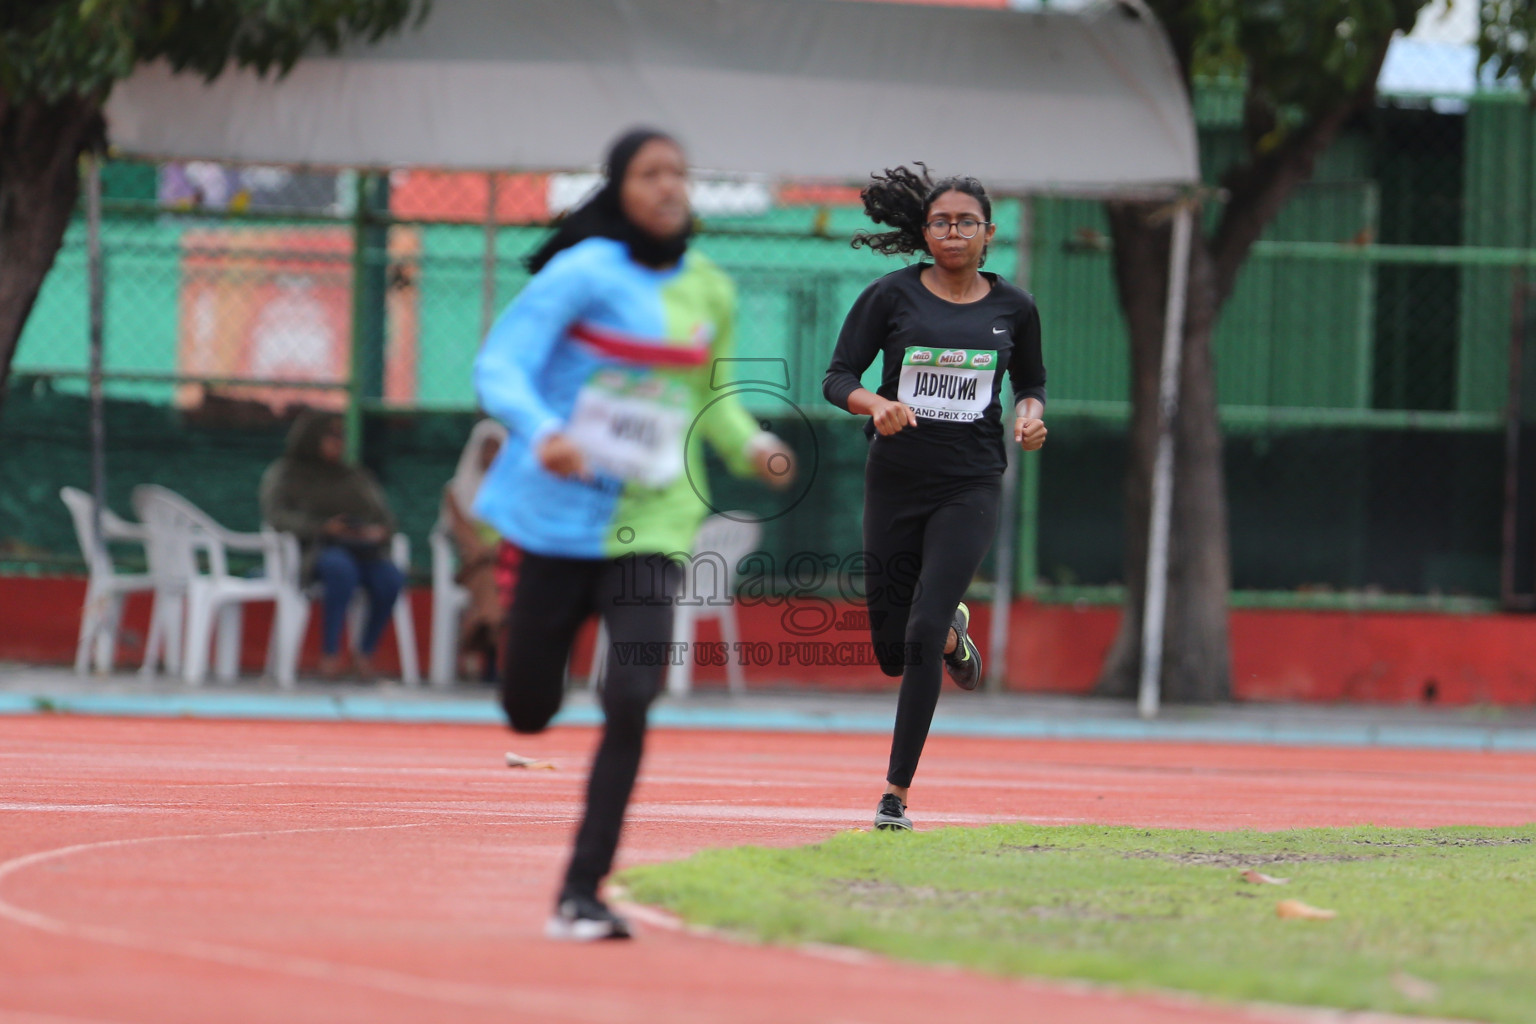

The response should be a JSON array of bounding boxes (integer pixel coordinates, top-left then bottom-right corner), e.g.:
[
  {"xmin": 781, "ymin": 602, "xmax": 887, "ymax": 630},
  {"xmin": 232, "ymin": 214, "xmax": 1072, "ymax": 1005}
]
[{"xmin": 106, "ymin": 0, "xmax": 1197, "ymax": 192}]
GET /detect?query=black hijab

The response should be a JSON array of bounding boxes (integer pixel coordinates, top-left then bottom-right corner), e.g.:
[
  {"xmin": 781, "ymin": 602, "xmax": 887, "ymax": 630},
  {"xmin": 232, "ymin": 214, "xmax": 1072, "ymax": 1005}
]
[{"xmin": 524, "ymin": 128, "xmax": 693, "ymax": 273}]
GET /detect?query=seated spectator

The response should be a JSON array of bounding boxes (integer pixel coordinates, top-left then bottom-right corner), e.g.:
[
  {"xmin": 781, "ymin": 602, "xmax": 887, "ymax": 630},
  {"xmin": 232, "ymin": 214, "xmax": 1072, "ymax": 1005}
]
[
  {"xmin": 442, "ymin": 418, "xmax": 507, "ymax": 681},
  {"xmin": 260, "ymin": 411, "xmax": 404, "ymax": 680}
]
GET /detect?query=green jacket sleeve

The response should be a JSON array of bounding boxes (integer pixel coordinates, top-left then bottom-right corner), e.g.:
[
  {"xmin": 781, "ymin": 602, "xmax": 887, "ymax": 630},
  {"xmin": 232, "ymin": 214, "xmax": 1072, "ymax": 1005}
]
[{"xmin": 694, "ymin": 274, "xmax": 763, "ymax": 478}]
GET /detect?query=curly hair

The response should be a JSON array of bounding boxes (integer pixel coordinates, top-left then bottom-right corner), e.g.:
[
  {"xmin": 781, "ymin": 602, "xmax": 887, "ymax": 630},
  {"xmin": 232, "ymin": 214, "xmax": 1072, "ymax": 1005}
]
[{"xmin": 852, "ymin": 164, "xmax": 993, "ymax": 263}]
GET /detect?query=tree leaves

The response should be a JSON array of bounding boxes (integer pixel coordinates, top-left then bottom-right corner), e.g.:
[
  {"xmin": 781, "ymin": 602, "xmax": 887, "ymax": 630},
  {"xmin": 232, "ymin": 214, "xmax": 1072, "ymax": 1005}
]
[
  {"xmin": 0, "ymin": 0, "xmax": 431, "ymax": 104},
  {"xmin": 1145, "ymin": 1, "xmax": 1536, "ymax": 153},
  {"xmin": 1479, "ymin": 0, "xmax": 1536, "ymax": 87}
]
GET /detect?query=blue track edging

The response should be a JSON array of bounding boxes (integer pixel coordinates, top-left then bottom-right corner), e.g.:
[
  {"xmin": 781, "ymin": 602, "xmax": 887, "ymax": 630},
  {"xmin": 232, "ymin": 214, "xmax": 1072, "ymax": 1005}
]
[{"xmin": 3, "ymin": 689, "xmax": 1536, "ymax": 752}]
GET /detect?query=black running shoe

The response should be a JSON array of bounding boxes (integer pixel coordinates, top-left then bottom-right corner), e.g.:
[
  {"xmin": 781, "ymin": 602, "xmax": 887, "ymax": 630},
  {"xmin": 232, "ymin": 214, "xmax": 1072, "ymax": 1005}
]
[
  {"xmin": 943, "ymin": 602, "xmax": 982, "ymax": 691},
  {"xmin": 545, "ymin": 891, "xmax": 633, "ymax": 941},
  {"xmin": 873, "ymin": 793, "xmax": 912, "ymax": 831}
]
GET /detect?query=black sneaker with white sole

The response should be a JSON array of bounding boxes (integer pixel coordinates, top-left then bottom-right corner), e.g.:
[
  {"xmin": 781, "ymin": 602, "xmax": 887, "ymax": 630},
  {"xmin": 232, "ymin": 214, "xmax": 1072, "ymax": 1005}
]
[
  {"xmin": 943, "ymin": 602, "xmax": 982, "ymax": 691},
  {"xmin": 873, "ymin": 792, "xmax": 912, "ymax": 831},
  {"xmin": 545, "ymin": 891, "xmax": 633, "ymax": 941}
]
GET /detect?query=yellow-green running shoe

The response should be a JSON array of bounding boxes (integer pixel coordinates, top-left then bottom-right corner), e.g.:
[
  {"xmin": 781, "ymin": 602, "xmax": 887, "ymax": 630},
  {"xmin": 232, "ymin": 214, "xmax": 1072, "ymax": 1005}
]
[
  {"xmin": 873, "ymin": 792, "xmax": 912, "ymax": 830},
  {"xmin": 943, "ymin": 602, "xmax": 982, "ymax": 691}
]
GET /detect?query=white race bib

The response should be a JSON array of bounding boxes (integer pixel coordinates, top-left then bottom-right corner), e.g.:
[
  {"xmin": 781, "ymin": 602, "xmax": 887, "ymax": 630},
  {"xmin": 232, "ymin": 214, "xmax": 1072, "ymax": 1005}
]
[
  {"xmin": 897, "ymin": 347, "xmax": 995, "ymax": 422},
  {"xmin": 566, "ymin": 369, "xmax": 689, "ymax": 488}
]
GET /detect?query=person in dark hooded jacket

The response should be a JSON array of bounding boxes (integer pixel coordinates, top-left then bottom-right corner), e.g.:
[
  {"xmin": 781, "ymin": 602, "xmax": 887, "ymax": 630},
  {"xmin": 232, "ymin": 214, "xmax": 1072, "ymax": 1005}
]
[{"xmin": 259, "ymin": 411, "xmax": 404, "ymax": 679}]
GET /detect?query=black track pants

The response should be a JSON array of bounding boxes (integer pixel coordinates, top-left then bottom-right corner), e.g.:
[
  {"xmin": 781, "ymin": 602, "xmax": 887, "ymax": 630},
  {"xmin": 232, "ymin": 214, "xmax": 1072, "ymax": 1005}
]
[
  {"xmin": 499, "ymin": 550, "xmax": 680, "ymax": 899},
  {"xmin": 862, "ymin": 458, "xmax": 1000, "ymax": 789}
]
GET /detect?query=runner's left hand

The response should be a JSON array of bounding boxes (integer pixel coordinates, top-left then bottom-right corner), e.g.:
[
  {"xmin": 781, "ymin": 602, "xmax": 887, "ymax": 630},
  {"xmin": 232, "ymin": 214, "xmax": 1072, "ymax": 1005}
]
[
  {"xmin": 1014, "ymin": 416, "xmax": 1047, "ymax": 451},
  {"xmin": 750, "ymin": 437, "xmax": 797, "ymax": 490}
]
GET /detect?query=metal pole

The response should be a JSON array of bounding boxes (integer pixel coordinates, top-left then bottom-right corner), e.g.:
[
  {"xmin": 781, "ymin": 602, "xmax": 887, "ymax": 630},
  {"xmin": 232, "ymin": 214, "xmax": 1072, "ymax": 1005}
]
[
  {"xmin": 1137, "ymin": 203, "xmax": 1193, "ymax": 720},
  {"xmin": 481, "ymin": 172, "xmax": 500, "ymax": 339},
  {"xmin": 1018, "ymin": 451, "xmax": 1040, "ymax": 597},
  {"xmin": 1499, "ymin": 272, "xmax": 1528, "ymax": 609},
  {"xmin": 986, "ymin": 443, "xmax": 1017, "ymax": 692},
  {"xmin": 86, "ymin": 153, "xmax": 107, "ymax": 562},
  {"xmin": 985, "ymin": 194, "xmax": 1035, "ymax": 692},
  {"xmin": 345, "ymin": 172, "xmax": 369, "ymax": 462},
  {"xmin": 345, "ymin": 171, "xmax": 388, "ymax": 462}
]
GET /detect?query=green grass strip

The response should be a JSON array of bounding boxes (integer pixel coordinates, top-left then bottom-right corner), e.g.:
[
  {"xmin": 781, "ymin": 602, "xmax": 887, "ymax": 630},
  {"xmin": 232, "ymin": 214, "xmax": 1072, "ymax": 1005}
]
[{"xmin": 620, "ymin": 824, "xmax": 1536, "ymax": 1022}]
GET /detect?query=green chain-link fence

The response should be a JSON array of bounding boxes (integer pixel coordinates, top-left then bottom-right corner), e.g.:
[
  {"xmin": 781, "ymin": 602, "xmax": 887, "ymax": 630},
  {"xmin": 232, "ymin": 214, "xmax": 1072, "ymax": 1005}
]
[{"xmin": 4, "ymin": 73, "xmax": 1535, "ymax": 610}]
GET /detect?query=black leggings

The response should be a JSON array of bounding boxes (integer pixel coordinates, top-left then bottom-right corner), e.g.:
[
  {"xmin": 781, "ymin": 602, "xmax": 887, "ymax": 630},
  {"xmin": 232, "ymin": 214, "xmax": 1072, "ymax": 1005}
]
[
  {"xmin": 499, "ymin": 550, "xmax": 681, "ymax": 899},
  {"xmin": 863, "ymin": 458, "xmax": 1001, "ymax": 789}
]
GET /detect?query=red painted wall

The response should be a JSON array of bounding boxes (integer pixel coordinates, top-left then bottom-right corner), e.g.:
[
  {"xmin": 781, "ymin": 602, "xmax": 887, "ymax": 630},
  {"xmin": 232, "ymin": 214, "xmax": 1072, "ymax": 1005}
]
[{"xmin": 5, "ymin": 576, "xmax": 1534, "ymax": 706}]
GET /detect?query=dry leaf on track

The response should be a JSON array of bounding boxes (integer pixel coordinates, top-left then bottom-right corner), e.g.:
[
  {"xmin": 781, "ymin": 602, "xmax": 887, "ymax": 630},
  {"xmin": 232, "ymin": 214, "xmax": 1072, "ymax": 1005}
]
[
  {"xmin": 1276, "ymin": 899, "xmax": 1337, "ymax": 920},
  {"xmin": 1240, "ymin": 869, "xmax": 1289, "ymax": 885},
  {"xmin": 505, "ymin": 751, "xmax": 557, "ymax": 769}
]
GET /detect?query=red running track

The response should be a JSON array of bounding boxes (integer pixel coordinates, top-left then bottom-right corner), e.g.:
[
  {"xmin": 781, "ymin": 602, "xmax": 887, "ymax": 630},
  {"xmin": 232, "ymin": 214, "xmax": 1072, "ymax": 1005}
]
[{"xmin": 2, "ymin": 715, "xmax": 1534, "ymax": 1024}]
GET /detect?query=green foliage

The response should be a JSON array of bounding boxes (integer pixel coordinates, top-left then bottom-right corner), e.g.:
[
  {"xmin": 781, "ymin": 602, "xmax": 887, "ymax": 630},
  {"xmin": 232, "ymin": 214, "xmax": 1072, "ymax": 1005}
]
[
  {"xmin": 1147, "ymin": 1, "xmax": 1536, "ymax": 151},
  {"xmin": 623, "ymin": 823, "xmax": 1536, "ymax": 1023},
  {"xmin": 1480, "ymin": 0, "xmax": 1536, "ymax": 87},
  {"xmin": 0, "ymin": 0, "xmax": 430, "ymax": 104},
  {"xmin": 1238, "ymin": 1, "xmax": 1421, "ymax": 114}
]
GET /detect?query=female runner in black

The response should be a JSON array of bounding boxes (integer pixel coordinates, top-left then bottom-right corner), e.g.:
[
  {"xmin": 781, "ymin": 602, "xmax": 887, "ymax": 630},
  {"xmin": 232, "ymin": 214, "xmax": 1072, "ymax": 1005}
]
[{"xmin": 823, "ymin": 166, "xmax": 1047, "ymax": 830}]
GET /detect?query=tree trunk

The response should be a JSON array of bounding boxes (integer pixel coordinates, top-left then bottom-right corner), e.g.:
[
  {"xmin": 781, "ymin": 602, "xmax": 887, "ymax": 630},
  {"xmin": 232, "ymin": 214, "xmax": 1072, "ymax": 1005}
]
[
  {"xmin": 1087, "ymin": 30, "xmax": 1393, "ymax": 704},
  {"xmin": 1094, "ymin": 203, "xmax": 1231, "ymax": 702},
  {"xmin": 0, "ymin": 95, "xmax": 104, "ymax": 411}
]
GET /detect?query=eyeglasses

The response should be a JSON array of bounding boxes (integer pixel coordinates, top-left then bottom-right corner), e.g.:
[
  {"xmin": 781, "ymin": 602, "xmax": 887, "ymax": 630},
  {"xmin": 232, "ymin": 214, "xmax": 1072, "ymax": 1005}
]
[{"xmin": 925, "ymin": 217, "xmax": 990, "ymax": 240}]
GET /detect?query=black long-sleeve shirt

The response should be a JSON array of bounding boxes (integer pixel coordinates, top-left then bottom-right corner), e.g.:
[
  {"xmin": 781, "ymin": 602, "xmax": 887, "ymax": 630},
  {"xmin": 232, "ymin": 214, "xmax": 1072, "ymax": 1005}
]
[{"xmin": 822, "ymin": 264, "xmax": 1046, "ymax": 477}]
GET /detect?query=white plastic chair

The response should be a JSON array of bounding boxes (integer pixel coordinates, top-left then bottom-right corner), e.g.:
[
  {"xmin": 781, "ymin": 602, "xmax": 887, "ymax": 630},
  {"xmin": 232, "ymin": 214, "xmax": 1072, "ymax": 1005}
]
[
  {"xmin": 132, "ymin": 485, "xmax": 292, "ymax": 686},
  {"xmin": 270, "ymin": 531, "xmax": 422, "ymax": 687},
  {"xmin": 427, "ymin": 519, "xmax": 471, "ymax": 687},
  {"xmin": 587, "ymin": 513, "xmax": 761, "ymax": 696},
  {"xmin": 60, "ymin": 486, "xmax": 158, "ymax": 674}
]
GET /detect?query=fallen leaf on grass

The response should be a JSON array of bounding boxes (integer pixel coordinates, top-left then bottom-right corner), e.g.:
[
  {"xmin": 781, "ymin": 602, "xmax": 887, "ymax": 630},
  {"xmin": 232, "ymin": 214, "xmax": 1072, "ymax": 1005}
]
[
  {"xmin": 505, "ymin": 751, "xmax": 557, "ymax": 769},
  {"xmin": 1391, "ymin": 971, "xmax": 1440, "ymax": 1003},
  {"xmin": 1276, "ymin": 899, "xmax": 1337, "ymax": 920},
  {"xmin": 1240, "ymin": 869, "xmax": 1289, "ymax": 885}
]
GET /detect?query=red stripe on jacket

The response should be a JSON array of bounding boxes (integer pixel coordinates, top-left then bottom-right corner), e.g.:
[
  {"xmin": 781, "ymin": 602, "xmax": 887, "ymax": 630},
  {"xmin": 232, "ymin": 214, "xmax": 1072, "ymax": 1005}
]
[{"xmin": 570, "ymin": 321, "xmax": 711, "ymax": 367}]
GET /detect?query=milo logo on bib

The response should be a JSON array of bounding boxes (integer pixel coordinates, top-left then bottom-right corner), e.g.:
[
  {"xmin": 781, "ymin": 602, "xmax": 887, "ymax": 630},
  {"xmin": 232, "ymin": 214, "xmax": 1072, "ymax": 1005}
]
[
  {"xmin": 566, "ymin": 368, "xmax": 691, "ymax": 488},
  {"xmin": 897, "ymin": 346, "xmax": 996, "ymax": 422}
]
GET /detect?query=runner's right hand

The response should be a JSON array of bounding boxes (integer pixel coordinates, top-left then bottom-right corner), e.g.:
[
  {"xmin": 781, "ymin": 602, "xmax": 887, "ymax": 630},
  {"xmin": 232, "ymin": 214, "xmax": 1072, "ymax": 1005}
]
[
  {"xmin": 536, "ymin": 432, "xmax": 591, "ymax": 480},
  {"xmin": 869, "ymin": 398, "xmax": 919, "ymax": 436}
]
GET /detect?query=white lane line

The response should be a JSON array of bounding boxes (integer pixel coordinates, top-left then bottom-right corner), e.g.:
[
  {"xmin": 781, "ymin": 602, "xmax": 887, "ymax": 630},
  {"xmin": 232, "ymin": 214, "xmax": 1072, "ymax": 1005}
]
[
  {"xmin": 0, "ymin": 800, "xmax": 1055, "ymax": 828},
  {"xmin": 629, "ymin": 803, "xmax": 1061, "ymax": 826},
  {"xmin": 0, "ymin": 822, "xmax": 738, "ymax": 1024},
  {"xmin": 7, "ymin": 784, "xmax": 1529, "ymax": 821},
  {"xmin": 0, "ymin": 802, "xmax": 587, "ymax": 818},
  {"xmin": 618, "ymin": 900, "xmax": 885, "ymax": 968},
  {"xmin": 0, "ymin": 805, "xmax": 187, "ymax": 814},
  {"xmin": 0, "ymin": 1010, "xmax": 132, "ymax": 1024}
]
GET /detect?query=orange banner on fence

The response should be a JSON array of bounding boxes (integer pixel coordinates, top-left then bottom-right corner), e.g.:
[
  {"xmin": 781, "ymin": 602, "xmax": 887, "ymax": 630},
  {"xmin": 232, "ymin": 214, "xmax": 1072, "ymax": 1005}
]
[{"xmin": 176, "ymin": 227, "xmax": 420, "ymax": 412}]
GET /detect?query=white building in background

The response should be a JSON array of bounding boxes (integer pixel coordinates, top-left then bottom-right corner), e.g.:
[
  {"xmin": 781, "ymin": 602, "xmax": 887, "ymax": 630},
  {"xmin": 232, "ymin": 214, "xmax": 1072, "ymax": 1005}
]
[{"xmin": 1380, "ymin": 0, "xmax": 1517, "ymax": 103}]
